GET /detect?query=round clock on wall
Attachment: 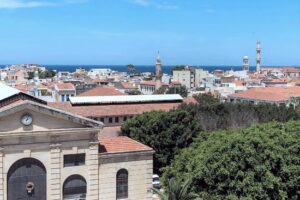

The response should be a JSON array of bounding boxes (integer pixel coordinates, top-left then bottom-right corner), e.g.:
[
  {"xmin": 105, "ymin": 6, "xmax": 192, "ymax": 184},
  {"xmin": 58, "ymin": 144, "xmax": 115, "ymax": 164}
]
[{"xmin": 21, "ymin": 114, "xmax": 33, "ymax": 126}]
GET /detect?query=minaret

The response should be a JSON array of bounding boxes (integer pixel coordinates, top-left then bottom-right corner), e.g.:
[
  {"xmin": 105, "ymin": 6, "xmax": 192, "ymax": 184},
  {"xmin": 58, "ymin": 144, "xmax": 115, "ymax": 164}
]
[
  {"xmin": 243, "ymin": 56, "xmax": 249, "ymax": 71},
  {"xmin": 256, "ymin": 41, "xmax": 261, "ymax": 72},
  {"xmin": 155, "ymin": 52, "xmax": 163, "ymax": 91}
]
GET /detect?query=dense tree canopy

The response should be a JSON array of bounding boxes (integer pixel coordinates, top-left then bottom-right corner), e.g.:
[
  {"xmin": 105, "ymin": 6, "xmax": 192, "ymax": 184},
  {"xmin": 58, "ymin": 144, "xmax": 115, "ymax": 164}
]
[
  {"xmin": 153, "ymin": 178, "xmax": 200, "ymax": 200},
  {"xmin": 167, "ymin": 85, "xmax": 188, "ymax": 97},
  {"xmin": 163, "ymin": 121, "xmax": 300, "ymax": 199},
  {"xmin": 121, "ymin": 100, "xmax": 300, "ymax": 173},
  {"xmin": 193, "ymin": 93, "xmax": 219, "ymax": 106},
  {"xmin": 121, "ymin": 110, "xmax": 201, "ymax": 173},
  {"xmin": 126, "ymin": 90, "xmax": 142, "ymax": 95},
  {"xmin": 155, "ymin": 86, "xmax": 188, "ymax": 97},
  {"xmin": 27, "ymin": 69, "xmax": 56, "ymax": 79}
]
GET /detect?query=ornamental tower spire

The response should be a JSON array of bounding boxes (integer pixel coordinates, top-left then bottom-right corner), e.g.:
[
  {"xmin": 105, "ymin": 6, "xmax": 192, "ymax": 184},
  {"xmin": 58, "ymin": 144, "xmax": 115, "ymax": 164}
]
[
  {"xmin": 256, "ymin": 41, "xmax": 261, "ymax": 72},
  {"xmin": 243, "ymin": 56, "xmax": 249, "ymax": 71},
  {"xmin": 155, "ymin": 51, "xmax": 163, "ymax": 90}
]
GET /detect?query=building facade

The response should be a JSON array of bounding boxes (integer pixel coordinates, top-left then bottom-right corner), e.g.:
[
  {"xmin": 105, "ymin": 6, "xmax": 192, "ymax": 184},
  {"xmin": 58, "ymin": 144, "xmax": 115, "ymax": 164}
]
[
  {"xmin": 0, "ymin": 83, "xmax": 154, "ymax": 200},
  {"xmin": 173, "ymin": 67, "xmax": 207, "ymax": 89}
]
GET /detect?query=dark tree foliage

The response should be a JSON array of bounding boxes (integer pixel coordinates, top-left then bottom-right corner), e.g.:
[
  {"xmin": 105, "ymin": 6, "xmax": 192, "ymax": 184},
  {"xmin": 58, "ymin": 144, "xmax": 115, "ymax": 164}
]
[
  {"xmin": 153, "ymin": 178, "xmax": 200, "ymax": 200},
  {"xmin": 27, "ymin": 70, "xmax": 56, "ymax": 80},
  {"xmin": 163, "ymin": 121, "xmax": 300, "ymax": 199},
  {"xmin": 167, "ymin": 86, "xmax": 188, "ymax": 97},
  {"xmin": 27, "ymin": 71, "xmax": 35, "ymax": 80},
  {"xmin": 179, "ymin": 102, "xmax": 299, "ymax": 131},
  {"xmin": 126, "ymin": 90, "xmax": 142, "ymax": 95},
  {"xmin": 172, "ymin": 65, "xmax": 186, "ymax": 71},
  {"xmin": 120, "ymin": 110, "xmax": 201, "ymax": 173},
  {"xmin": 121, "ymin": 100, "xmax": 299, "ymax": 173},
  {"xmin": 39, "ymin": 70, "xmax": 56, "ymax": 79},
  {"xmin": 155, "ymin": 87, "xmax": 167, "ymax": 94},
  {"xmin": 127, "ymin": 64, "xmax": 140, "ymax": 75},
  {"xmin": 193, "ymin": 93, "xmax": 219, "ymax": 106}
]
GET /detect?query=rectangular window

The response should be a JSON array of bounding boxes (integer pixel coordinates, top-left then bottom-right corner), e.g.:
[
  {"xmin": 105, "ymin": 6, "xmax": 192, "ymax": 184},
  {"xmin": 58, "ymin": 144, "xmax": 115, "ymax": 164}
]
[
  {"xmin": 123, "ymin": 116, "xmax": 127, "ymax": 121},
  {"xmin": 64, "ymin": 153, "xmax": 85, "ymax": 167},
  {"xmin": 100, "ymin": 117, "xmax": 104, "ymax": 122},
  {"xmin": 115, "ymin": 117, "xmax": 119, "ymax": 123},
  {"xmin": 109, "ymin": 117, "xmax": 113, "ymax": 123}
]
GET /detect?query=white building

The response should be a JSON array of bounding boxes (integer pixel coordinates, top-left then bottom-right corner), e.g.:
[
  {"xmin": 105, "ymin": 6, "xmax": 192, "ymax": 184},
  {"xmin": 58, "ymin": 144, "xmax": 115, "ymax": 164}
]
[
  {"xmin": 54, "ymin": 83, "xmax": 76, "ymax": 102},
  {"xmin": 173, "ymin": 66, "xmax": 208, "ymax": 89},
  {"xmin": 87, "ymin": 68, "xmax": 113, "ymax": 79}
]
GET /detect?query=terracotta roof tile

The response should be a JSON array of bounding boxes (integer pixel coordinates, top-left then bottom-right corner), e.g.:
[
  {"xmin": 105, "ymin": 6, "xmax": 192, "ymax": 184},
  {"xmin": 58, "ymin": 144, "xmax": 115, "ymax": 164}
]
[
  {"xmin": 48, "ymin": 101, "xmax": 180, "ymax": 117},
  {"xmin": 78, "ymin": 86, "xmax": 125, "ymax": 96},
  {"xmin": 99, "ymin": 136, "xmax": 153, "ymax": 153},
  {"xmin": 229, "ymin": 86, "xmax": 300, "ymax": 102},
  {"xmin": 120, "ymin": 82, "xmax": 137, "ymax": 89},
  {"xmin": 140, "ymin": 81, "xmax": 156, "ymax": 86},
  {"xmin": 100, "ymin": 126, "xmax": 121, "ymax": 137},
  {"xmin": 55, "ymin": 83, "xmax": 75, "ymax": 91}
]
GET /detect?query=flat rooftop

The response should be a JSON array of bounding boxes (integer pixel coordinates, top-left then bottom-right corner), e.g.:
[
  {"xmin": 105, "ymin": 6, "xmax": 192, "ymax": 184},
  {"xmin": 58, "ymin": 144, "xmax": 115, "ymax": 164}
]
[
  {"xmin": 0, "ymin": 83, "xmax": 20, "ymax": 101},
  {"xmin": 69, "ymin": 94, "xmax": 183, "ymax": 105}
]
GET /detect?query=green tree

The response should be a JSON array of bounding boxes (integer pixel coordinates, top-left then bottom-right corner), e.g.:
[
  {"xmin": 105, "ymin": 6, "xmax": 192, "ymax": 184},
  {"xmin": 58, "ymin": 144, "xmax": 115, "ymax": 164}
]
[
  {"xmin": 163, "ymin": 121, "xmax": 300, "ymax": 199},
  {"xmin": 127, "ymin": 90, "xmax": 142, "ymax": 95},
  {"xmin": 127, "ymin": 64, "xmax": 140, "ymax": 75},
  {"xmin": 167, "ymin": 86, "xmax": 188, "ymax": 97},
  {"xmin": 193, "ymin": 93, "xmax": 219, "ymax": 106},
  {"xmin": 172, "ymin": 65, "xmax": 186, "ymax": 71},
  {"xmin": 153, "ymin": 178, "xmax": 200, "ymax": 200},
  {"xmin": 155, "ymin": 87, "xmax": 167, "ymax": 94},
  {"xmin": 121, "ymin": 110, "xmax": 201, "ymax": 173},
  {"xmin": 38, "ymin": 69, "xmax": 56, "ymax": 79},
  {"xmin": 27, "ymin": 71, "xmax": 35, "ymax": 80}
]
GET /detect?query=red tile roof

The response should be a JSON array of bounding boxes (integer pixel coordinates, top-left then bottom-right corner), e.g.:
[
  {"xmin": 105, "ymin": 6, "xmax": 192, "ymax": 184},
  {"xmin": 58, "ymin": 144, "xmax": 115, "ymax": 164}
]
[
  {"xmin": 78, "ymin": 86, "xmax": 125, "ymax": 96},
  {"xmin": 229, "ymin": 86, "xmax": 300, "ymax": 102},
  {"xmin": 93, "ymin": 78, "xmax": 109, "ymax": 83},
  {"xmin": 140, "ymin": 81, "xmax": 169, "ymax": 86},
  {"xmin": 120, "ymin": 82, "xmax": 137, "ymax": 89},
  {"xmin": 55, "ymin": 83, "xmax": 75, "ymax": 91},
  {"xmin": 14, "ymin": 84, "xmax": 36, "ymax": 93},
  {"xmin": 48, "ymin": 101, "xmax": 181, "ymax": 117},
  {"xmin": 99, "ymin": 136, "xmax": 153, "ymax": 154},
  {"xmin": 140, "ymin": 81, "xmax": 156, "ymax": 86},
  {"xmin": 101, "ymin": 126, "xmax": 121, "ymax": 137}
]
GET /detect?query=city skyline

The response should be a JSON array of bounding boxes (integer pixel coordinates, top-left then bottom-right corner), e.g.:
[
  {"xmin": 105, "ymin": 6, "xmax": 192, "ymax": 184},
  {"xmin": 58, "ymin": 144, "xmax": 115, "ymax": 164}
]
[{"xmin": 0, "ymin": 0, "xmax": 299, "ymax": 66}]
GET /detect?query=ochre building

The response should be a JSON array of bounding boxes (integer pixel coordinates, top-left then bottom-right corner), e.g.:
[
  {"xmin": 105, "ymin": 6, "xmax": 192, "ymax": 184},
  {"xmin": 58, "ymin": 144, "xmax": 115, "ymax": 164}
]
[{"xmin": 0, "ymin": 83, "xmax": 154, "ymax": 200}]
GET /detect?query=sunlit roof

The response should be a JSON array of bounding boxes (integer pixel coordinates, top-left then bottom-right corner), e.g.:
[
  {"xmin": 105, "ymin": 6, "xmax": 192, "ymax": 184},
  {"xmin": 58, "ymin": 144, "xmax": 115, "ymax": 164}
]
[
  {"xmin": 0, "ymin": 83, "xmax": 20, "ymax": 101},
  {"xmin": 69, "ymin": 94, "xmax": 183, "ymax": 105}
]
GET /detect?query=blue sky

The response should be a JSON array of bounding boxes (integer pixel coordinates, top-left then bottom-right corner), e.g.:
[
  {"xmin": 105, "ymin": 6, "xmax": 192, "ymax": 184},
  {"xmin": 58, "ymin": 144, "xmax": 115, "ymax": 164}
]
[{"xmin": 0, "ymin": 0, "xmax": 299, "ymax": 66}]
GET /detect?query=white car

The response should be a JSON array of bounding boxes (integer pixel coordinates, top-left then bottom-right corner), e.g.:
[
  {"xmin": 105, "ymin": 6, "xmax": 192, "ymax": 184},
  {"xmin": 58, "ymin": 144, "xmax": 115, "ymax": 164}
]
[{"xmin": 152, "ymin": 174, "xmax": 161, "ymax": 189}]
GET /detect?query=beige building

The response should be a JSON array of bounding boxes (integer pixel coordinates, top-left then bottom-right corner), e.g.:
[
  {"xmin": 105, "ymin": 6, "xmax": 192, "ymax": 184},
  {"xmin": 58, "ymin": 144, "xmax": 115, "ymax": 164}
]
[
  {"xmin": 0, "ymin": 83, "xmax": 154, "ymax": 200},
  {"xmin": 173, "ymin": 67, "xmax": 207, "ymax": 89}
]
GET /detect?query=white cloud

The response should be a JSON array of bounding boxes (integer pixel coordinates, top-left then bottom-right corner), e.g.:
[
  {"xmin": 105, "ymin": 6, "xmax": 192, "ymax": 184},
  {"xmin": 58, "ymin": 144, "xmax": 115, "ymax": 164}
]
[
  {"xmin": 0, "ymin": 0, "xmax": 55, "ymax": 9},
  {"xmin": 0, "ymin": 0, "xmax": 87, "ymax": 9},
  {"xmin": 128, "ymin": 0, "xmax": 178, "ymax": 10}
]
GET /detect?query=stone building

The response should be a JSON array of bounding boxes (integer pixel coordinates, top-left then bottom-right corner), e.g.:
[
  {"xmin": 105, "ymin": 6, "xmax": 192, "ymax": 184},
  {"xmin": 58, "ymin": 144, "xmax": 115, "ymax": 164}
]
[{"xmin": 0, "ymin": 83, "xmax": 154, "ymax": 200}]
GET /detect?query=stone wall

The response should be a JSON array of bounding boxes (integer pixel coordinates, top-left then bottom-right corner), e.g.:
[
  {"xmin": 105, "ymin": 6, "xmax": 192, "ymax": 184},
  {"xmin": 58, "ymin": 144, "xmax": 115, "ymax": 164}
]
[{"xmin": 99, "ymin": 152, "xmax": 153, "ymax": 200}]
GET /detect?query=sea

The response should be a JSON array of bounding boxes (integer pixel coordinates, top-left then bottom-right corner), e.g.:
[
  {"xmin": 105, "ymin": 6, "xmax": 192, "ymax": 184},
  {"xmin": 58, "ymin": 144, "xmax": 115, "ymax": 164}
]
[{"xmin": 0, "ymin": 65, "xmax": 259, "ymax": 74}]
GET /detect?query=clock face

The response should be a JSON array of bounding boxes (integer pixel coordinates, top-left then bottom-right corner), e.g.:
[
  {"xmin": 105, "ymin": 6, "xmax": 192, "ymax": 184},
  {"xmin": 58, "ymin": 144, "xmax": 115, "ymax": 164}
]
[{"xmin": 21, "ymin": 114, "xmax": 33, "ymax": 126}]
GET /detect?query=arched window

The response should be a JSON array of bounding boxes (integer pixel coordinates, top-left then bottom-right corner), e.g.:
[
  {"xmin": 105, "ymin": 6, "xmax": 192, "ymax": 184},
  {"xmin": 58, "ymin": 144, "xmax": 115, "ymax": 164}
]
[
  {"xmin": 116, "ymin": 169, "xmax": 128, "ymax": 199},
  {"xmin": 7, "ymin": 158, "xmax": 47, "ymax": 200},
  {"xmin": 63, "ymin": 175, "xmax": 86, "ymax": 200}
]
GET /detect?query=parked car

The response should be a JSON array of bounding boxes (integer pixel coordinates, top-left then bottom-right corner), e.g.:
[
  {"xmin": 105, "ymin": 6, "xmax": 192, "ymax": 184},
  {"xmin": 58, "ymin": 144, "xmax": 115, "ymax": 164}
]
[{"xmin": 152, "ymin": 174, "xmax": 161, "ymax": 189}]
